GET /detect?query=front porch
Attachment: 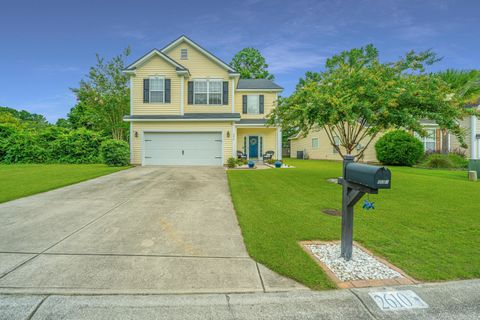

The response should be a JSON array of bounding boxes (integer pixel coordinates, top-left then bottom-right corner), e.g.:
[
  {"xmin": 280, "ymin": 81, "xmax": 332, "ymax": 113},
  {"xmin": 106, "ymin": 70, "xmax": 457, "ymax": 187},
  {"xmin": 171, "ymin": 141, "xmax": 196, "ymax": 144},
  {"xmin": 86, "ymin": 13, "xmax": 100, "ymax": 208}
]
[{"xmin": 235, "ymin": 126, "xmax": 282, "ymax": 161}]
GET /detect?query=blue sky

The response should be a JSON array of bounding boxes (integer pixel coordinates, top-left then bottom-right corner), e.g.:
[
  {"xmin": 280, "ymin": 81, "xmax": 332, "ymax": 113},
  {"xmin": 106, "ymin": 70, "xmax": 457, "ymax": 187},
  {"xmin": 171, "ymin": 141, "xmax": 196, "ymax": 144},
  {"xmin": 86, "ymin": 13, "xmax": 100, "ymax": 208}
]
[{"xmin": 1, "ymin": 0, "xmax": 478, "ymax": 122}]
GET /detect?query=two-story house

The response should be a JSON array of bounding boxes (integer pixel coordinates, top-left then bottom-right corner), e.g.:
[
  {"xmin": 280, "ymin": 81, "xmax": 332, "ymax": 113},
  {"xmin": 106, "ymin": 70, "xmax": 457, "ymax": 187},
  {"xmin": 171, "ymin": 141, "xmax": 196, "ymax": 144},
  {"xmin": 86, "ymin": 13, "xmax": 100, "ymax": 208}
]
[{"xmin": 123, "ymin": 35, "xmax": 283, "ymax": 166}]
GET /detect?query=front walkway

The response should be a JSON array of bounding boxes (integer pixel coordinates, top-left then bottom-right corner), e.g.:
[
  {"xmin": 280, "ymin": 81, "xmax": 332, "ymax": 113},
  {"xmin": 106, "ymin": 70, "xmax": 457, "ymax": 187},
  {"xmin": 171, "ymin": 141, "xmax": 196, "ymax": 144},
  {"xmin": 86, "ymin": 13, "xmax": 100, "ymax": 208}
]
[{"xmin": 0, "ymin": 166, "xmax": 304, "ymax": 294}]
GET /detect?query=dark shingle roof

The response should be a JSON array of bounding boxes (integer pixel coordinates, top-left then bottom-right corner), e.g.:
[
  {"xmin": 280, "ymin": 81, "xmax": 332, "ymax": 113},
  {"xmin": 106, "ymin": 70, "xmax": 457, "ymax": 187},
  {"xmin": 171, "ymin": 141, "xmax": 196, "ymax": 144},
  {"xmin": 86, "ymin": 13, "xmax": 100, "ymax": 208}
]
[
  {"xmin": 124, "ymin": 113, "xmax": 240, "ymax": 120},
  {"xmin": 237, "ymin": 79, "xmax": 283, "ymax": 90}
]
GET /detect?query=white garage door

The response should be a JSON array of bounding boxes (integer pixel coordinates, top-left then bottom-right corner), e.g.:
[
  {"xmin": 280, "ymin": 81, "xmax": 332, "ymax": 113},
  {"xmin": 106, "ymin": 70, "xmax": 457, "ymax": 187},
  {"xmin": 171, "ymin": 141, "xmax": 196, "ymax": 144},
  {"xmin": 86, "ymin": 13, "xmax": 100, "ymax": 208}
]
[{"xmin": 143, "ymin": 132, "xmax": 223, "ymax": 166}]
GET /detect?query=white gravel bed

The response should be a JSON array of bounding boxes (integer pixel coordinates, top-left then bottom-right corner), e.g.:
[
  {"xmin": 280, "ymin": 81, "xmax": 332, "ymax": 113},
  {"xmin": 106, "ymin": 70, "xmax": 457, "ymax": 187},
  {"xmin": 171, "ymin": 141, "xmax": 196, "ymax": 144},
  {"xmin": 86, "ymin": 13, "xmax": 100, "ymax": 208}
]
[{"xmin": 307, "ymin": 243, "xmax": 403, "ymax": 282}]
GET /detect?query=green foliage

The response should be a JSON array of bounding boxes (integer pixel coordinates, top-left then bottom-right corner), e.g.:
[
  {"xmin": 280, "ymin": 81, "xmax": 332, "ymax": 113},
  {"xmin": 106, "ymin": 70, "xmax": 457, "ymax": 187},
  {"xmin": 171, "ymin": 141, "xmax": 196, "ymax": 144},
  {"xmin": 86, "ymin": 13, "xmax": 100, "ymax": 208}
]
[
  {"xmin": 2, "ymin": 131, "xmax": 49, "ymax": 164},
  {"xmin": 70, "ymin": 48, "xmax": 131, "ymax": 140},
  {"xmin": 436, "ymin": 69, "xmax": 480, "ymax": 104},
  {"xmin": 422, "ymin": 154, "xmax": 454, "ymax": 168},
  {"xmin": 375, "ymin": 130, "xmax": 424, "ymax": 166},
  {"xmin": 54, "ymin": 129, "xmax": 105, "ymax": 163},
  {"xmin": 420, "ymin": 153, "xmax": 468, "ymax": 169},
  {"xmin": 230, "ymin": 48, "xmax": 274, "ymax": 80},
  {"xmin": 227, "ymin": 157, "xmax": 237, "ymax": 168},
  {"xmin": 100, "ymin": 139, "xmax": 130, "ymax": 166},
  {"xmin": 270, "ymin": 44, "xmax": 473, "ymax": 160},
  {"xmin": 0, "ymin": 106, "xmax": 48, "ymax": 126}
]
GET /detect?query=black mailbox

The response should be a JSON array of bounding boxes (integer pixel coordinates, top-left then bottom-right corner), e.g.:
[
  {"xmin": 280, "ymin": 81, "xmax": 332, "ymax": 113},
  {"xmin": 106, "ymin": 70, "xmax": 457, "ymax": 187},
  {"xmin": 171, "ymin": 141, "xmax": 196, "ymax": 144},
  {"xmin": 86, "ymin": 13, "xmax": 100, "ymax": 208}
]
[{"xmin": 344, "ymin": 163, "xmax": 391, "ymax": 189}]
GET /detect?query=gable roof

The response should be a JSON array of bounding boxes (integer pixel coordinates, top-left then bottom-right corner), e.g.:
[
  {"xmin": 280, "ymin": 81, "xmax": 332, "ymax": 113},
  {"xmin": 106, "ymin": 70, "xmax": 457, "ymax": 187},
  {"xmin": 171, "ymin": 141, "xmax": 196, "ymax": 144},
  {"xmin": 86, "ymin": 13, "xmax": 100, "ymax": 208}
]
[
  {"xmin": 161, "ymin": 35, "xmax": 238, "ymax": 74},
  {"xmin": 124, "ymin": 49, "xmax": 188, "ymax": 72},
  {"xmin": 237, "ymin": 79, "xmax": 283, "ymax": 91}
]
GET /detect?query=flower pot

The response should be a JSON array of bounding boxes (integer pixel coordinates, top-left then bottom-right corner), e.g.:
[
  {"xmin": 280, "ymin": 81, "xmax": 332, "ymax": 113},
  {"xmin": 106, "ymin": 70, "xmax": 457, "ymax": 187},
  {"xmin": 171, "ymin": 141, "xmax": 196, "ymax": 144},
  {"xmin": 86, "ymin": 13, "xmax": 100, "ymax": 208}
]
[
  {"xmin": 248, "ymin": 161, "xmax": 255, "ymax": 168},
  {"xmin": 274, "ymin": 161, "xmax": 282, "ymax": 168}
]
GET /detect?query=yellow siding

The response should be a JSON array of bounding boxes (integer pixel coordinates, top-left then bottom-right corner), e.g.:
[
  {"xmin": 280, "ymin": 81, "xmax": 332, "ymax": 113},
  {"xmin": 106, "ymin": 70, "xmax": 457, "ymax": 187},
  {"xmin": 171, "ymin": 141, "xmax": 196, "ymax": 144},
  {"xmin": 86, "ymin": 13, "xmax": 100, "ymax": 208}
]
[
  {"xmin": 131, "ymin": 55, "xmax": 181, "ymax": 115},
  {"xmin": 236, "ymin": 128, "xmax": 279, "ymax": 159},
  {"xmin": 234, "ymin": 92, "xmax": 277, "ymax": 119},
  {"xmin": 131, "ymin": 122, "xmax": 234, "ymax": 165},
  {"xmin": 165, "ymin": 42, "xmax": 233, "ymax": 113},
  {"xmin": 290, "ymin": 128, "xmax": 380, "ymax": 162}
]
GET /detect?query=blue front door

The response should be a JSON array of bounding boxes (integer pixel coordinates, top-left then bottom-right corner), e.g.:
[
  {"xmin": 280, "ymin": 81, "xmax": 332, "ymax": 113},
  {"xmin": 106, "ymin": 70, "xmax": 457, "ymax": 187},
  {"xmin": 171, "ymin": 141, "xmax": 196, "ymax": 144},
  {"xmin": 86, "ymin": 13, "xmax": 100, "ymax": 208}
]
[{"xmin": 249, "ymin": 136, "xmax": 259, "ymax": 158}]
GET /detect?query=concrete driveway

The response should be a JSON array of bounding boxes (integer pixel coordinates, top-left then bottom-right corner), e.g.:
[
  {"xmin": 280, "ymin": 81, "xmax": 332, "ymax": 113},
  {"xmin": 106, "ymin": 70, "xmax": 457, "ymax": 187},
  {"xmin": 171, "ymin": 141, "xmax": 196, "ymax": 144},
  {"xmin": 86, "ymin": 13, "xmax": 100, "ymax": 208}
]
[{"xmin": 0, "ymin": 166, "xmax": 305, "ymax": 294}]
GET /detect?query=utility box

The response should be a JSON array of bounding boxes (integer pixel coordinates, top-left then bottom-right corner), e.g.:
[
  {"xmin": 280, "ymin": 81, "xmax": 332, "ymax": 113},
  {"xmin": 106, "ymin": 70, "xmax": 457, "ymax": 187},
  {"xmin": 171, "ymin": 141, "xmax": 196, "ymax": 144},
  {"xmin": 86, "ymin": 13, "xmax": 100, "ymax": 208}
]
[
  {"xmin": 468, "ymin": 159, "xmax": 480, "ymax": 176},
  {"xmin": 344, "ymin": 163, "xmax": 391, "ymax": 189},
  {"xmin": 296, "ymin": 151, "xmax": 304, "ymax": 159}
]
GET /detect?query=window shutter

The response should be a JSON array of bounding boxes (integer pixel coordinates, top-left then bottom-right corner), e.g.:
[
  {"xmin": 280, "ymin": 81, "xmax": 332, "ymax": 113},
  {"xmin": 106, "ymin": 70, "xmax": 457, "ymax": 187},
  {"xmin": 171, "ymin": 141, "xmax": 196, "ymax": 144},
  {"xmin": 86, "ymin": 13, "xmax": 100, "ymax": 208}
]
[
  {"xmin": 188, "ymin": 81, "xmax": 194, "ymax": 104},
  {"xmin": 242, "ymin": 95, "xmax": 247, "ymax": 114},
  {"xmin": 259, "ymin": 95, "xmax": 264, "ymax": 114},
  {"xmin": 143, "ymin": 79, "xmax": 149, "ymax": 103},
  {"xmin": 164, "ymin": 79, "xmax": 171, "ymax": 103},
  {"xmin": 222, "ymin": 81, "xmax": 229, "ymax": 105}
]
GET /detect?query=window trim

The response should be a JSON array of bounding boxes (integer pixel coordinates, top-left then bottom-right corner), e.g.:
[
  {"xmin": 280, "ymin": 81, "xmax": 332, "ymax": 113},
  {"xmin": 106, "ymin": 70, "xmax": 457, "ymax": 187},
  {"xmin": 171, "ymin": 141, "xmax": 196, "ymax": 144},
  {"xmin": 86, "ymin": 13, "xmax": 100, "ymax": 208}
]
[
  {"xmin": 149, "ymin": 76, "xmax": 165, "ymax": 104},
  {"xmin": 193, "ymin": 79, "xmax": 223, "ymax": 105},
  {"xmin": 246, "ymin": 94, "xmax": 260, "ymax": 114},
  {"xmin": 311, "ymin": 137, "xmax": 319, "ymax": 150}
]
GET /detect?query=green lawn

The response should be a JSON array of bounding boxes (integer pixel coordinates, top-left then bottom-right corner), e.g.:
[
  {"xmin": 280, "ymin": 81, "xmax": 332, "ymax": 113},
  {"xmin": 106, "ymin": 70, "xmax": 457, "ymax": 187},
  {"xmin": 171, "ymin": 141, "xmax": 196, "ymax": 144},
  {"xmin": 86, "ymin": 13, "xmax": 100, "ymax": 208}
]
[
  {"xmin": 227, "ymin": 159, "xmax": 480, "ymax": 290},
  {"xmin": 0, "ymin": 164, "xmax": 129, "ymax": 203}
]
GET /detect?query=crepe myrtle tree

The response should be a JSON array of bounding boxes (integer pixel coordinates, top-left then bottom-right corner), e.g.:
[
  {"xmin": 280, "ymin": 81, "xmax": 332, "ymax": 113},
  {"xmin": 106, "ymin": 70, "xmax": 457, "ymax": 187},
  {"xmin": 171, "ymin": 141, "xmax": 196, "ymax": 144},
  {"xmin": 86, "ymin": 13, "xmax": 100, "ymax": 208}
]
[{"xmin": 269, "ymin": 44, "xmax": 476, "ymax": 160}]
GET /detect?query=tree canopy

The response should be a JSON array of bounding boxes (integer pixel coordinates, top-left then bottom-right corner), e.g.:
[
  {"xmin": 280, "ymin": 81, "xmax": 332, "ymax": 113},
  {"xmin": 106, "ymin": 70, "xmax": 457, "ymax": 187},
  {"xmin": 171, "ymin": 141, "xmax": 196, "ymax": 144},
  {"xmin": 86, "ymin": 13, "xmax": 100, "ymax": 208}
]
[
  {"xmin": 230, "ymin": 47, "xmax": 274, "ymax": 80},
  {"xmin": 269, "ymin": 44, "xmax": 477, "ymax": 159},
  {"xmin": 70, "ymin": 48, "xmax": 131, "ymax": 140}
]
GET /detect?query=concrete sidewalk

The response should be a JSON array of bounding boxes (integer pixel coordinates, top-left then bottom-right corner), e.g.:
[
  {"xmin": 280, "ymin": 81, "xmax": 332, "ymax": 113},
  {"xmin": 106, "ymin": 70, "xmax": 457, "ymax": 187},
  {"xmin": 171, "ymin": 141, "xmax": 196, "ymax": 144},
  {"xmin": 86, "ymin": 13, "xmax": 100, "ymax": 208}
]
[{"xmin": 1, "ymin": 280, "xmax": 478, "ymax": 319}]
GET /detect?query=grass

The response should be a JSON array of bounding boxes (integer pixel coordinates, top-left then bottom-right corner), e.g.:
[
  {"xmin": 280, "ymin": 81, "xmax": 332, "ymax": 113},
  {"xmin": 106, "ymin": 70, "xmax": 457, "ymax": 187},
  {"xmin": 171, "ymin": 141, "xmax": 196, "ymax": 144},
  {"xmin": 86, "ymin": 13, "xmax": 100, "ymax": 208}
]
[
  {"xmin": 227, "ymin": 159, "xmax": 480, "ymax": 290},
  {"xmin": 0, "ymin": 164, "xmax": 129, "ymax": 203}
]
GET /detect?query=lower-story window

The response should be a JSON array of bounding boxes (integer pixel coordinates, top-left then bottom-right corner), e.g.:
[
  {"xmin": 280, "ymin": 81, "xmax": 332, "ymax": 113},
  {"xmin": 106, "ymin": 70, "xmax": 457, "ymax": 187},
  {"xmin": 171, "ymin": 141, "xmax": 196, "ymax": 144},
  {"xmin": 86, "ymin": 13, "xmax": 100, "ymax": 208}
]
[{"xmin": 415, "ymin": 129, "xmax": 437, "ymax": 152}]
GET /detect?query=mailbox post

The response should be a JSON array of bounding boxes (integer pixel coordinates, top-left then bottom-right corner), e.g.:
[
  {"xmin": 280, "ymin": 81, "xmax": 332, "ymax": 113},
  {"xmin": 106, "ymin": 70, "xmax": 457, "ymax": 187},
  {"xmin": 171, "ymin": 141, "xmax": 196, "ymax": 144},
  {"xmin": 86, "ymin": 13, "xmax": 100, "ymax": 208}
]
[{"xmin": 338, "ymin": 155, "xmax": 391, "ymax": 261}]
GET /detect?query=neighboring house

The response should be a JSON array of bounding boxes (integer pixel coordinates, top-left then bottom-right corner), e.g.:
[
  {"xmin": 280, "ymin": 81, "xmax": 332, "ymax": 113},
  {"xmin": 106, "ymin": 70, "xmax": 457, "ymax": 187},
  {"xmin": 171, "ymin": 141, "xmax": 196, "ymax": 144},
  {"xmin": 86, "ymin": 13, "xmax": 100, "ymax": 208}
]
[
  {"xmin": 123, "ymin": 35, "xmax": 283, "ymax": 166},
  {"xmin": 290, "ymin": 105, "xmax": 480, "ymax": 162}
]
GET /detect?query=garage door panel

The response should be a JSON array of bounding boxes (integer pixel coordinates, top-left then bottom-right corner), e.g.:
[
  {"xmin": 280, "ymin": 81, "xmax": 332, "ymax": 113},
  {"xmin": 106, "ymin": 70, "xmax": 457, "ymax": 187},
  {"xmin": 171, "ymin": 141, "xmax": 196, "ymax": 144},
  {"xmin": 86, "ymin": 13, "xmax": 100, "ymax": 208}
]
[{"xmin": 144, "ymin": 132, "xmax": 222, "ymax": 166}]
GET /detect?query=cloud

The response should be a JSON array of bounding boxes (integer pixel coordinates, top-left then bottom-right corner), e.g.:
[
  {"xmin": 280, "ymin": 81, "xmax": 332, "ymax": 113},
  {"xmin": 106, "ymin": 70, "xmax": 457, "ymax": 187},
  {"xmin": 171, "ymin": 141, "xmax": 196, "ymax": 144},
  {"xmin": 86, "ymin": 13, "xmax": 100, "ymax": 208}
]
[{"xmin": 262, "ymin": 42, "xmax": 326, "ymax": 74}]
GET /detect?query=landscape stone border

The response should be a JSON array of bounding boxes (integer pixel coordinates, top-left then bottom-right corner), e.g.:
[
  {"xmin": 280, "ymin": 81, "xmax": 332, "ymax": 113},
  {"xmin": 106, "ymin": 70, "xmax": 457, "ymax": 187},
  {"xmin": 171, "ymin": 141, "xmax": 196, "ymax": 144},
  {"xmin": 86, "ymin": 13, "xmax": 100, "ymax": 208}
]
[{"xmin": 300, "ymin": 240, "xmax": 419, "ymax": 289}]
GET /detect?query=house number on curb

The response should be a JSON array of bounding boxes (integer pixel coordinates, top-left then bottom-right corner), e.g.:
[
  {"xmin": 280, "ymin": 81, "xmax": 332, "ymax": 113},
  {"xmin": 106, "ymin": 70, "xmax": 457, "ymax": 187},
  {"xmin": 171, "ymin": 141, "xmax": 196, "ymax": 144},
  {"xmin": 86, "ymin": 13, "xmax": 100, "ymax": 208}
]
[{"xmin": 369, "ymin": 290, "xmax": 429, "ymax": 311}]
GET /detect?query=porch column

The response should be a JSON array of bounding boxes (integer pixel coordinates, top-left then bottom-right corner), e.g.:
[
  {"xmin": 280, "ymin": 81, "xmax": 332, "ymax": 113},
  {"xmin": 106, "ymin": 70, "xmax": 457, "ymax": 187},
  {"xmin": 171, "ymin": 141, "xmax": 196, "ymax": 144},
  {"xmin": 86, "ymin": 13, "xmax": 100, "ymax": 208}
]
[
  {"xmin": 232, "ymin": 123, "xmax": 236, "ymax": 158},
  {"xmin": 471, "ymin": 115, "xmax": 477, "ymax": 159},
  {"xmin": 277, "ymin": 127, "xmax": 282, "ymax": 160}
]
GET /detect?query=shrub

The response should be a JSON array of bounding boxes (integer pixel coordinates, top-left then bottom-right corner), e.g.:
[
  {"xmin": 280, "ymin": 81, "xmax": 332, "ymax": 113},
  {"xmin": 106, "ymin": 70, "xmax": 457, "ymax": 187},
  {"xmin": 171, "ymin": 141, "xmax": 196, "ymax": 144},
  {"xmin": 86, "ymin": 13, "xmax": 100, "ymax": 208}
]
[
  {"xmin": 227, "ymin": 157, "xmax": 237, "ymax": 168},
  {"xmin": 375, "ymin": 130, "xmax": 424, "ymax": 166},
  {"xmin": 422, "ymin": 154, "xmax": 454, "ymax": 168},
  {"xmin": 53, "ymin": 128, "xmax": 104, "ymax": 163},
  {"xmin": 236, "ymin": 158, "xmax": 247, "ymax": 166},
  {"xmin": 421, "ymin": 153, "xmax": 468, "ymax": 169},
  {"xmin": 100, "ymin": 139, "xmax": 130, "ymax": 166},
  {"xmin": 2, "ymin": 131, "xmax": 49, "ymax": 163}
]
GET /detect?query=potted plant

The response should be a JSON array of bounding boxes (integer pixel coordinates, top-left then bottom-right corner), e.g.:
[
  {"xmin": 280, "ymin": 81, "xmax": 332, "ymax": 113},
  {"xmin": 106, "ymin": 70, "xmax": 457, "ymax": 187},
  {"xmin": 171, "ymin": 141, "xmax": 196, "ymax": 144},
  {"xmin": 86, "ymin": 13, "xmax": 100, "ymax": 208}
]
[
  {"xmin": 274, "ymin": 160, "xmax": 282, "ymax": 168},
  {"xmin": 248, "ymin": 160, "xmax": 255, "ymax": 168}
]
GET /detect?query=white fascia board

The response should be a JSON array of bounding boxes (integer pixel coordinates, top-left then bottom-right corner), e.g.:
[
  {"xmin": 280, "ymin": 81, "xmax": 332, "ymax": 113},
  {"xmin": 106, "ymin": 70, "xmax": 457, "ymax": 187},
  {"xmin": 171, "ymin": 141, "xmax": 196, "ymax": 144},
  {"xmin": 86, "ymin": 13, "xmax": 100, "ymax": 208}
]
[
  {"xmin": 161, "ymin": 36, "xmax": 236, "ymax": 73},
  {"xmin": 124, "ymin": 118, "xmax": 240, "ymax": 122}
]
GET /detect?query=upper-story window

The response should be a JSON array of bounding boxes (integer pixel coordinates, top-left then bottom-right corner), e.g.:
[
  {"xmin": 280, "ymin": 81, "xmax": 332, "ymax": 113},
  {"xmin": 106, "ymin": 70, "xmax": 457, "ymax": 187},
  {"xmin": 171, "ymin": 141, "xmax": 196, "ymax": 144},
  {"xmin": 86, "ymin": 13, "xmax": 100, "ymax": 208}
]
[
  {"xmin": 180, "ymin": 48, "xmax": 188, "ymax": 60},
  {"xmin": 312, "ymin": 137, "xmax": 319, "ymax": 149},
  {"xmin": 193, "ymin": 79, "xmax": 223, "ymax": 105},
  {"xmin": 149, "ymin": 76, "xmax": 165, "ymax": 103},
  {"xmin": 247, "ymin": 95, "xmax": 260, "ymax": 114}
]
